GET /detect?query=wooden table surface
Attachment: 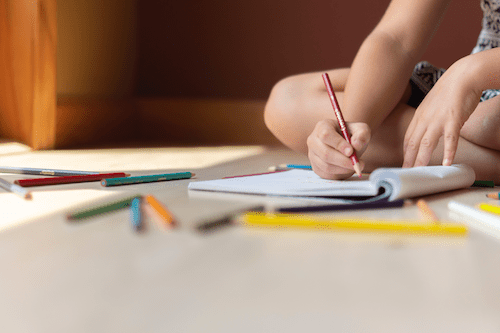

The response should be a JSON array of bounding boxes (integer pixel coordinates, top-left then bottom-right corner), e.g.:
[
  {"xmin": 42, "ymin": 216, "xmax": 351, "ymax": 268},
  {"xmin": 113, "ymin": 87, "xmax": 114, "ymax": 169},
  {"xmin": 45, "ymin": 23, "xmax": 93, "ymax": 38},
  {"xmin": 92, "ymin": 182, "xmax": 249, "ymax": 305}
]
[{"xmin": 1, "ymin": 147, "xmax": 499, "ymax": 333}]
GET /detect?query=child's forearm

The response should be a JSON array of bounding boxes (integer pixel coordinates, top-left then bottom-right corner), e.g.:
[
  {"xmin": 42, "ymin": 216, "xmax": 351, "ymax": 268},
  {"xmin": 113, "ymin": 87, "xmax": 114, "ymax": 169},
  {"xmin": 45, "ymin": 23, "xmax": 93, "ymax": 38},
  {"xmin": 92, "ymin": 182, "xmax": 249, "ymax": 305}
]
[
  {"xmin": 342, "ymin": 30, "xmax": 417, "ymax": 131},
  {"xmin": 462, "ymin": 48, "xmax": 500, "ymax": 92}
]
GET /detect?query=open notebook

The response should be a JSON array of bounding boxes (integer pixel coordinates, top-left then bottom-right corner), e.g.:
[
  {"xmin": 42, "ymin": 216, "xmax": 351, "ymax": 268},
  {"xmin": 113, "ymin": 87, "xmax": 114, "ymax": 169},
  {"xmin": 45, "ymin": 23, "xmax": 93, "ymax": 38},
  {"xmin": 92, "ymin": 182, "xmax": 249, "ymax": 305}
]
[{"xmin": 188, "ymin": 164, "xmax": 476, "ymax": 202}]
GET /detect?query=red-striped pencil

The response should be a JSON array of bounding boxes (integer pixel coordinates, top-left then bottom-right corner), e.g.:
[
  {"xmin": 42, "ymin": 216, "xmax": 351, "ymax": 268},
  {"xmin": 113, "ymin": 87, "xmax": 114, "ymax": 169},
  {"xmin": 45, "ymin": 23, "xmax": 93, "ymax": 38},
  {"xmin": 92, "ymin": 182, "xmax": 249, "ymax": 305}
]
[
  {"xmin": 322, "ymin": 73, "xmax": 362, "ymax": 177},
  {"xmin": 15, "ymin": 172, "xmax": 129, "ymax": 187}
]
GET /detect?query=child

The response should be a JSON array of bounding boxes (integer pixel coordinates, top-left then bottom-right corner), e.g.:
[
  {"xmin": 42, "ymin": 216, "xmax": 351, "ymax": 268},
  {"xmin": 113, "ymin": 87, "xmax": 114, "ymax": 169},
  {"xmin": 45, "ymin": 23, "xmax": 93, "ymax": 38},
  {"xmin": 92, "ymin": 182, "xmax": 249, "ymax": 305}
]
[{"xmin": 264, "ymin": 0, "xmax": 500, "ymax": 183}]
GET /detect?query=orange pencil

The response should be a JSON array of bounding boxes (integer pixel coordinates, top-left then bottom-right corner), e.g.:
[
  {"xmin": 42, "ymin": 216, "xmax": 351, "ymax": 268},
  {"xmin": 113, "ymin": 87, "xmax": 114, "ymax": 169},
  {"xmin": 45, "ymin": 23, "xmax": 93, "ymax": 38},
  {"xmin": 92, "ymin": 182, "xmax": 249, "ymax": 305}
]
[
  {"xmin": 486, "ymin": 192, "xmax": 500, "ymax": 200},
  {"xmin": 322, "ymin": 73, "xmax": 362, "ymax": 177},
  {"xmin": 416, "ymin": 199, "xmax": 439, "ymax": 223},
  {"xmin": 145, "ymin": 195, "xmax": 177, "ymax": 226}
]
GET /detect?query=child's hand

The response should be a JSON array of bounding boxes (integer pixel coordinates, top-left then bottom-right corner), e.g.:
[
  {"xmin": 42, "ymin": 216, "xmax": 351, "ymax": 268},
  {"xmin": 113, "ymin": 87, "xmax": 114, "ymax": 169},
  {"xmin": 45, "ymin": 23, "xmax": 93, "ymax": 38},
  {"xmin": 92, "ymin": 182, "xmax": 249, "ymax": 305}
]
[
  {"xmin": 307, "ymin": 119, "xmax": 370, "ymax": 179},
  {"xmin": 403, "ymin": 62, "xmax": 481, "ymax": 168}
]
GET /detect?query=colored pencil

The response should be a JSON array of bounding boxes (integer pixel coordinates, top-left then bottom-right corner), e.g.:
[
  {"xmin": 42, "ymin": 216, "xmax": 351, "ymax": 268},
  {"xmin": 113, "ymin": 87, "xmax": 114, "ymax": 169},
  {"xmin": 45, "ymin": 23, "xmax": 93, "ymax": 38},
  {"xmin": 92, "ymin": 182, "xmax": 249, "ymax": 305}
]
[
  {"xmin": 416, "ymin": 199, "xmax": 439, "ymax": 223},
  {"xmin": 101, "ymin": 172, "xmax": 193, "ymax": 187},
  {"xmin": 67, "ymin": 195, "xmax": 140, "ymax": 220},
  {"xmin": 277, "ymin": 199, "xmax": 405, "ymax": 213},
  {"xmin": 145, "ymin": 195, "xmax": 177, "ymax": 226},
  {"xmin": 486, "ymin": 192, "xmax": 500, "ymax": 200},
  {"xmin": 472, "ymin": 180, "xmax": 495, "ymax": 188},
  {"xmin": 0, "ymin": 166, "xmax": 98, "ymax": 176},
  {"xmin": 15, "ymin": 172, "xmax": 129, "ymax": 187},
  {"xmin": 268, "ymin": 164, "xmax": 313, "ymax": 171},
  {"xmin": 478, "ymin": 203, "xmax": 500, "ymax": 216},
  {"xmin": 242, "ymin": 212, "xmax": 468, "ymax": 236},
  {"xmin": 0, "ymin": 178, "xmax": 32, "ymax": 200},
  {"xmin": 130, "ymin": 197, "xmax": 143, "ymax": 231},
  {"xmin": 197, "ymin": 205, "xmax": 265, "ymax": 233},
  {"xmin": 448, "ymin": 200, "xmax": 500, "ymax": 238},
  {"xmin": 322, "ymin": 73, "xmax": 362, "ymax": 177},
  {"xmin": 223, "ymin": 170, "xmax": 286, "ymax": 179}
]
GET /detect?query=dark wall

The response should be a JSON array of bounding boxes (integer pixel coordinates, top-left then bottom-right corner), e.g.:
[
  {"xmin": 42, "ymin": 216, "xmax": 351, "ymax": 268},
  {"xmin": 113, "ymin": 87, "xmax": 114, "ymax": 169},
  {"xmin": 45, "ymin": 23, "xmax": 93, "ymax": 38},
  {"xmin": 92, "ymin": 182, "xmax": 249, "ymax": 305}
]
[{"xmin": 136, "ymin": 0, "xmax": 482, "ymax": 100}]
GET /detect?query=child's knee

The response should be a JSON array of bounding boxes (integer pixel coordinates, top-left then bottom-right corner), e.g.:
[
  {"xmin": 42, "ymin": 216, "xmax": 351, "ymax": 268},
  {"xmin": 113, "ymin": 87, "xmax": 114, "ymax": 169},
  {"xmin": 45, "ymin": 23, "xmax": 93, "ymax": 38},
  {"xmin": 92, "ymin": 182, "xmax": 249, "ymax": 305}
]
[{"xmin": 264, "ymin": 76, "xmax": 302, "ymax": 130}]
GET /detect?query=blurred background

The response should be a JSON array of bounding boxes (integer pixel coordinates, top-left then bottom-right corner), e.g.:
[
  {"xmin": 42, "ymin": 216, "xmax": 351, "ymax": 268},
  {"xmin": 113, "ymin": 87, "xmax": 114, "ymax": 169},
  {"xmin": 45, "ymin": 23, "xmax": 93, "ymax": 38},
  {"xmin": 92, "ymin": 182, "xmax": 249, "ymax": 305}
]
[{"xmin": 0, "ymin": 0, "xmax": 484, "ymax": 149}]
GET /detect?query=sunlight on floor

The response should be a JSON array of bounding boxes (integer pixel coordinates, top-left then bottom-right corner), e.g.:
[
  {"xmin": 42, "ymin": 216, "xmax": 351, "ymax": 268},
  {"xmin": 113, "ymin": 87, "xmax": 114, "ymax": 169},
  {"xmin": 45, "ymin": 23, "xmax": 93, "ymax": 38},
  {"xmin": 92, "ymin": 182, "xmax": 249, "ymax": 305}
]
[
  {"xmin": 0, "ymin": 142, "xmax": 267, "ymax": 230},
  {"xmin": 0, "ymin": 144, "xmax": 266, "ymax": 171},
  {"xmin": 0, "ymin": 189, "xmax": 118, "ymax": 232}
]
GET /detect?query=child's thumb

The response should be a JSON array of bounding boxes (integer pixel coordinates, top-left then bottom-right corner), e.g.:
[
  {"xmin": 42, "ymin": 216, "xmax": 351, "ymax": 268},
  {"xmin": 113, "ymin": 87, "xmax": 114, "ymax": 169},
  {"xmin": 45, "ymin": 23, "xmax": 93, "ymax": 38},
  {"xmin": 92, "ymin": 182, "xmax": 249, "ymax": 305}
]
[{"xmin": 349, "ymin": 123, "xmax": 371, "ymax": 151}]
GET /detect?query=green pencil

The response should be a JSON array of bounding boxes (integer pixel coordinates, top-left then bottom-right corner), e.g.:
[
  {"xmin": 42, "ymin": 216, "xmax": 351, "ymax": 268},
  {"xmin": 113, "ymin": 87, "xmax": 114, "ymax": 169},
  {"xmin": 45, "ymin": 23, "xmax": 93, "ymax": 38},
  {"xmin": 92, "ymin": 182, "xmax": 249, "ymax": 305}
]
[
  {"xmin": 67, "ymin": 195, "xmax": 141, "ymax": 220},
  {"xmin": 101, "ymin": 172, "xmax": 194, "ymax": 187}
]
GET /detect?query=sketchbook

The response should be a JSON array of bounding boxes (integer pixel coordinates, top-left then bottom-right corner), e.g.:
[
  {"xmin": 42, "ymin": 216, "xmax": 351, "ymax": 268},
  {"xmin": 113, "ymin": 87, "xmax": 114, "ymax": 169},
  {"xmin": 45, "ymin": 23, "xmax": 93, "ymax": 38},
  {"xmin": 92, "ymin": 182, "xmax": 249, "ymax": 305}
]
[{"xmin": 188, "ymin": 164, "xmax": 476, "ymax": 202}]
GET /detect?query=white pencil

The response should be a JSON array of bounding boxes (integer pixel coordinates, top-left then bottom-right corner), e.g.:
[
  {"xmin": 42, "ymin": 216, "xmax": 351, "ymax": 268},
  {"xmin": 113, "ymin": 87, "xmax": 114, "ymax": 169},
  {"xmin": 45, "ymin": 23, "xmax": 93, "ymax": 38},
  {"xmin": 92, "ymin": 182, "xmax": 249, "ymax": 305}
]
[
  {"xmin": 0, "ymin": 178, "xmax": 32, "ymax": 200},
  {"xmin": 448, "ymin": 200, "xmax": 500, "ymax": 239}
]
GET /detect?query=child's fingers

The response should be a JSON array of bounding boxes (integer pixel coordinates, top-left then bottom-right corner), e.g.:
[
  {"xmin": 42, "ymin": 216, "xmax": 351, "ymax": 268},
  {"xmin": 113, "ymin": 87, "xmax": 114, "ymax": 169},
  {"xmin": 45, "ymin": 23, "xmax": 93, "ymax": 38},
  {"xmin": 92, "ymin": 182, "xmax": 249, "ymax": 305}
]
[
  {"xmin": 310, "ymin": 119, "xmax": 354, "ymax": 157},
  {"xmin": 412, "ymin": 127, "xmax": 441, "ymax": 167},
  {"xmin": 308, "ymin": 132, "xmax": 358, "ymax": 171},
  {"xmin": 403, "ymin": 125, "xmax": 426, "ymax": 168},
  {"xmin": 308, "ymin": 150, "xmax": 358, "ymax": 180},
  {"xmin": 442, "ymin": 124, "xmax": 460, "ymax": 166}
]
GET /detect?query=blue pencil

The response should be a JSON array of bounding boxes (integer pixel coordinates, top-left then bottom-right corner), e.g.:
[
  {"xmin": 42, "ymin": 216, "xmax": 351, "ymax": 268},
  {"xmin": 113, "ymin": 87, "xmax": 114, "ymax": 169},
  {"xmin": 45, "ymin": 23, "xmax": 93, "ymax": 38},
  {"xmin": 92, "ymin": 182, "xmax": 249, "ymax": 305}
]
[
  {"xmin": 130, "ymin": 197, "xmax": 143, "ymax": 231},
  {"xmin": 285, "ymin": 164, "xmax": 312, "ymax": 169},
  {"xmin": 268, "ymin": 164, "xmax": 313, "ymax": 171}
]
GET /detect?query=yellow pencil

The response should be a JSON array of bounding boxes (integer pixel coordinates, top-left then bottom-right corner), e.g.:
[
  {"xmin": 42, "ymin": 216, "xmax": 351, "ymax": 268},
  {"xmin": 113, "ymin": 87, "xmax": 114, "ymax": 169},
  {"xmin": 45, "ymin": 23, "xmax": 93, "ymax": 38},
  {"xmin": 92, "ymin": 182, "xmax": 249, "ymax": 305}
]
[
  {"xmin": 416, "ymin": 199, "xmax": 439, "ymax": 223},
  {"xmin": 145, "ymin": 195, "xmax": 177, "ymax": 226},
  {"xmin": 478, "ymin": 203, "xmax": 500, "ymax": 216},
  {"xmin": 241, "ymin": 212, "xmax": 467, "ymax": 236}
]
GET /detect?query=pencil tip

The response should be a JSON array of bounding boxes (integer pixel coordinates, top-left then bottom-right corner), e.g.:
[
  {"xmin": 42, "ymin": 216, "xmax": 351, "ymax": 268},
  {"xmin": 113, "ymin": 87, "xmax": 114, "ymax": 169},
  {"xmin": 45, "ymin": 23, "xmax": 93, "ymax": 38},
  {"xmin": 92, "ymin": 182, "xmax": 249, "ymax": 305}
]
[
  {"xmin": 353, "ymin": 163, "xmax": 362, "ymax": 178},
  {"xmin": 486, "ymin": 193, "xmax": 499, "ymax": 199}
]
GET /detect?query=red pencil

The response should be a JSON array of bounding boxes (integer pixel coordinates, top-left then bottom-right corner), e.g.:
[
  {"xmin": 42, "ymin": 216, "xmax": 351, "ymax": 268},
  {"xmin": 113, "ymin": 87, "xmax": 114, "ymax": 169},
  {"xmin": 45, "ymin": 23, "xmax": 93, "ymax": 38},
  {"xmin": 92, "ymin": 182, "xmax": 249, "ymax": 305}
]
[
  {"xmin": 223, "ymin": 170, "xmax": 286, "ymax": 179},
  {"xmin": 322, "ymin": 73, "xmax": 362, "ymax": 177},
  {"xmin": 14, "ymin": 172, "xmax": 130, "ymax": 187}
]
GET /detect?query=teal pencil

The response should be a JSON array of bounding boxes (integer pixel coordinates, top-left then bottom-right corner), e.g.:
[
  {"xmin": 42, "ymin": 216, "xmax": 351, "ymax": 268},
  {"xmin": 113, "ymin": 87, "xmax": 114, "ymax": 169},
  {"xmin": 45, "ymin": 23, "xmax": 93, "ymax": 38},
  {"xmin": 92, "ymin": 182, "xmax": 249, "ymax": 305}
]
[{"xmin": 101, "ymin": 172, "xmax": 194, "ymax": 187}]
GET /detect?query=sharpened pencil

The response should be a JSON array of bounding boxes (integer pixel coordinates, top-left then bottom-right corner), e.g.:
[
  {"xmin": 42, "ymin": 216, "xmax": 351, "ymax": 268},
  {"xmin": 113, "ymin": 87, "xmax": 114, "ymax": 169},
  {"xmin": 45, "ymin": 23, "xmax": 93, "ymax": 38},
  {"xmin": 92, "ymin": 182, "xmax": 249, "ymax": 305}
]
[
  {"xmin": 145, "ymin": 195, "xmax": 177, "ymax": 226},
  {"xmin": 486, "ymin": 192, "xmax": 500, "ymax": 200},
  {"xmin": 0, "ymin": 166, "xmax": 98, "ymax": 176},
  {"xmin": 15, "ymin": 172, "xmax": 129, "ymax": 187},
  {"xmin": 101, "ymin": 172, "xmax": 193, "ymax": 187},
  {"xmin": 242, "ymin": 212, "xmax": 467, "ymax": 236},
  {"xmin": 416, "ymin": 199, "xmax": 439, "ymax": 223},
  {"xmin": 0, "ymin": 178, "xmax": 32, "ymax": 200},
  {"xmin": 322, "ymin": 73, "xmax": 362, "ymax": 177}
]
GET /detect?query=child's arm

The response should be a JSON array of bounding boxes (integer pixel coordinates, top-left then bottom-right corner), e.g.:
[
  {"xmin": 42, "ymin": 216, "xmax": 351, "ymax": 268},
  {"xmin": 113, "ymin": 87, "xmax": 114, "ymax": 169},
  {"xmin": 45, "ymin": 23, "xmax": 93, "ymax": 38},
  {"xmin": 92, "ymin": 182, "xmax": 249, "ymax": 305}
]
[
  {"xmin": 403, "ymin": 47, "xmax": 500, "ymax": 168},
  {"xmin": 307, "ymin": 0, "xmax": 451, "ymax": 179},
  {"xmin": 341, "ymin": 0, "xmax": 451, "ymax": 130}
]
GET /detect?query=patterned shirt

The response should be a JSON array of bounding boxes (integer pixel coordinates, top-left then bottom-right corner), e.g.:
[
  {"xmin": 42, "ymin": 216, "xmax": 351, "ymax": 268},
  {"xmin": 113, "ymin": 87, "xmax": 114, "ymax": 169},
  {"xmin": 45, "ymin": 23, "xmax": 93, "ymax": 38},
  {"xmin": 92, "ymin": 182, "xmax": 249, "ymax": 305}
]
[{"xmin": 472, "ymin": 0, "xmax": 500, "ymax": 54}]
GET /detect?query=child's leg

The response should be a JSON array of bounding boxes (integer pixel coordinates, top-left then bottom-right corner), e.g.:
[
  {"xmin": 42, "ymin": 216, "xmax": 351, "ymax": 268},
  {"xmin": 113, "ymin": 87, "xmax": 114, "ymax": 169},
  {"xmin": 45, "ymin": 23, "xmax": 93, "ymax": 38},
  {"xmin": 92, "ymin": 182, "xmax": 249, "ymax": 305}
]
[
  {"xmin": 460, "ymin": 96, "xmax": 500, "ymax": 150},
  {"xmin": 264, "ymin": 68, "xmax": 350, "ymax": 154}
]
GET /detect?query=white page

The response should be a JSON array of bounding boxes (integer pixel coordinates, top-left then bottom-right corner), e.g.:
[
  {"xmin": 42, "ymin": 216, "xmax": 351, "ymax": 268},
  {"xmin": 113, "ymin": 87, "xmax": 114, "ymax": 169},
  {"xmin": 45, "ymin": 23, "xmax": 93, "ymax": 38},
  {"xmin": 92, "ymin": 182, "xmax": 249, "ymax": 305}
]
[
  {"xmin": 188, "ymin": 164, "xmax": 476, "ymax": 201},
  {"xmin": 188, "ymin": 170, "xmax": 379, "ymax": 197}
]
